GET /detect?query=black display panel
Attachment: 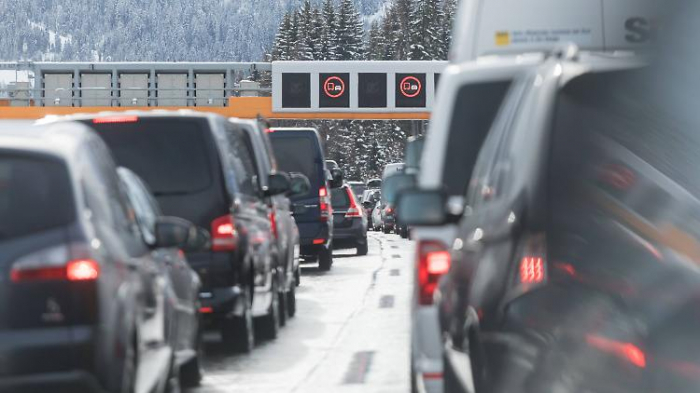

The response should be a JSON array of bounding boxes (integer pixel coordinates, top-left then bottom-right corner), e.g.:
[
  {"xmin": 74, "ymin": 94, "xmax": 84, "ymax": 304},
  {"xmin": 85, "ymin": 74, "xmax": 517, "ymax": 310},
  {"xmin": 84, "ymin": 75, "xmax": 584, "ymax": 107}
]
[
  {"xmin": 396, "ymin": 73, "xmax": 426, "ymax": 108},
  {"xmin": 282, "ymin": 73, "xmax": 311, "ymax": 108},
  {"xmin": 319, "ymin": 73, "xmax": 350, "ymax": 108},
  {"xmin": 435, "ymin": 73, "xmax": 441, "ymax": 92},
  {"xmin": 358, "ymin": 73, "xmax": 387, "ymax": 108}
]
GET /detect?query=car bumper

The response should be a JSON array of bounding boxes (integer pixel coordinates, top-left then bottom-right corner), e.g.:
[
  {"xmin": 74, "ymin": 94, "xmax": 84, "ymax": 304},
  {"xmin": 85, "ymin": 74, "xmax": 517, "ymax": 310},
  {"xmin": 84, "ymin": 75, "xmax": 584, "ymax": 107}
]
[
  {"xmin": 298, "ymin": 222, "xmax": 331, "ymax": 247},
  {"xmin": 412, "ymin": 306, "xmax": 444, "ymax": 393},
  {"xmin": 199, "ymin": 285, "xmax": 245, "ymax": 322},
  {"xmin": 0, "ymin": 371, "xmax": 107, "ymax": 393},
  {"xmin": 332, "ymin": 218, "xmax": 366, "ymax": 249}
]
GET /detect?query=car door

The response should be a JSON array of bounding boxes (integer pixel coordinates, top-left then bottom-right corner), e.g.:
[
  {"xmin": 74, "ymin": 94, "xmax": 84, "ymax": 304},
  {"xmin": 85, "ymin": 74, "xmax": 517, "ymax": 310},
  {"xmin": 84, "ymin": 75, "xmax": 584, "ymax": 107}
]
[{"xmin": 119, "ymin": 168, "xmax": 197, "ymax": 353}]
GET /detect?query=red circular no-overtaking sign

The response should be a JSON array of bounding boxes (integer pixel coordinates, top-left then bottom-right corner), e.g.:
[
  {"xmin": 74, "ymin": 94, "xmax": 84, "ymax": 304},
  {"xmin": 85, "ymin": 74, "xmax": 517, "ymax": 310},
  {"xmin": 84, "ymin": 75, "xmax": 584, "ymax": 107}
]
[
  {"xmin": 400, "ymin": 76, "xmax": 422, "ymax": 98},
  {"xmin": 324, "ymin": 76, "xmax": 345, "ymax": 98}
]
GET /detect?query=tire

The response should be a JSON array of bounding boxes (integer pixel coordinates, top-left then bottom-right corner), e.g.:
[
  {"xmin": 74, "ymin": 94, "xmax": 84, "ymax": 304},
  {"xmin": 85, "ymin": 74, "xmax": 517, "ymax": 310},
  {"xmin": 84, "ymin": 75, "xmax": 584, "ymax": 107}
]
[
  {"xmin": 165, "ymin": 357, "xmax": 182, "ymax": 393},
  {"xmin": 278, "ymin": 290, "xmax": 288, "ymax": 327},
  {"xmin": 401, "ymin": 227, "xmax": 409, "ymax": 239},
  {"xmin": 318, "ymin": 247, "xmax": 333, "ymax": 271},
  {"xmin": 286, "ymin": 283, "xmax": 297, "ymax": 318},
  {"xmin": 221, "ymin": 296, "xmax": 254, "ymax": 353},
  {"xmin": 179, "ymin": 332, "xmax": 203, "ymax": 388},
  {"xmin": 256, "ymin": 281, "xmax": 280, "ymax": 340},
  {"xmin": 357, "ymin": 239, "xmax": 368, "ymax": 256},
  {"xmin": 119, "ymin": 335, "xmax": 137, "ymax": 393},
  {"xmin": 383, "ymin": 226, "xmax": 391, "ymax": 234},
  {"xmin": 294, "ymin": 267, "xmax": 301, "ymax": 287}
]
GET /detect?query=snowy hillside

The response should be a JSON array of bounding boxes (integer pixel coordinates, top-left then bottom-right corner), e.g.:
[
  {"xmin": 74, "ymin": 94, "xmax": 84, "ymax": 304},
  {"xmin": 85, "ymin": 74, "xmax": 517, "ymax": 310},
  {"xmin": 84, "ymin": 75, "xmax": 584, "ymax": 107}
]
[{"xmin": 0, "ymin": 0, "xmax": 387, "ymax": 62}]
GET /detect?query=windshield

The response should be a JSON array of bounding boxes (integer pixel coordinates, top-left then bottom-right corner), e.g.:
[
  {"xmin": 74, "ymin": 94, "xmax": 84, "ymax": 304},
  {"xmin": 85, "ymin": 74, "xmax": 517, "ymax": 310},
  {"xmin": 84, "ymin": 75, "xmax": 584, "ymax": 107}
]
[{"xmin": 0, "ymin": 154, "xmax": 74, "ymax": 240}]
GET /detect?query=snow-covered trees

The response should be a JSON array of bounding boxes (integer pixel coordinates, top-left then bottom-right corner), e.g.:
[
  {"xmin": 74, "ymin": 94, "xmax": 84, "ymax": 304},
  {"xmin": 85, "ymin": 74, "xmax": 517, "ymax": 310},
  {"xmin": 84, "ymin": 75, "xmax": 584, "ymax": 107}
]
[{"xmin": 268, "ymin": 0, "xmax": 454, "ymax": 179}]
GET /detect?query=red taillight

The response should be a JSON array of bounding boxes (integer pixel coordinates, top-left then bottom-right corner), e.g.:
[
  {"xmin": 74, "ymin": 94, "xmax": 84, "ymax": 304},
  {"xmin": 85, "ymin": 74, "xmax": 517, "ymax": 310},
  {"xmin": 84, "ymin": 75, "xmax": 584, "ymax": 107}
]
[
  {"xmin": 212, "ymin": 215, "xmax": 238, "ymax": 252},
  {"xmin": 345, "ymin": 187, "xmax": 362, "ymax": 218},
  {"xmin": 417, "ymin": 240, "xmax": 451, "ymax": 305},
  {"xmin": 92, "ymin": 115, "xmax": 139, "ymax": 124},
  {"xmin": 586, "ymin": 335, "xmax": 647, "ymax": 368},
  {"xmin": 11, "ymin": 259, "xmax": 99, "ymax": 282},
  {"xmin": 385, "ymin": 206, "xmax": 394, "ymax": 214},
  {"xmin": 269, "ymin": 211, "xmax": 278, "ymax": 239},
  {"xmin": 519, "ymin": 257, "xmax": 545, "ymax": 284},
  {"xmin": 319, "ymin": 186, "xmax": 332, "ymax": 222},
  {"xmin": 199, "ymin": 306, "xmax": 214, "ymax": 314},
  {"xmin": 66, "ymin": 259, "xmax": 100, "ymax": 281},
  {"xmin": 313, "ymin": 238, "xmax": 325, "ymax": 245}
]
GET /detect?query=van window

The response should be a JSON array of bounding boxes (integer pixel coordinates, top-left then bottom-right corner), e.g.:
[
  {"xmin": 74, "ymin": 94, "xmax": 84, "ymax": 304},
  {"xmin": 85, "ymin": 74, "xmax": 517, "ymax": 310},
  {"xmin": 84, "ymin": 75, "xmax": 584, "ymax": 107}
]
[
  {"xmin": 0, "ymin": 154, "xmax": 75, "ymax": 240},
  {"xmin": 225, "ymin": 127, "xmax": 261, "ymax": 196},
  {"xmin": 269, "ymin": 135, "xmax": 319, "ymax": 198},
  {"xmin": 88, "ymin": 118, "xmax": 213, "ymax": 195},
  {"xmin": 442, "ymin": 80, "xmax": 511, "ymax": 197}
]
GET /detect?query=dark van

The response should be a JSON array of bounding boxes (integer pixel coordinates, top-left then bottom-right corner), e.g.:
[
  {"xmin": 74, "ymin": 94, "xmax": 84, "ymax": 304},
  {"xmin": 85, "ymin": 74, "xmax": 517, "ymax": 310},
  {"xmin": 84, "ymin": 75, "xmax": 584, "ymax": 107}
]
[
  {"xmin": 49, "ymin": 112, "xmax": 290, "ymax": 352},
  {"xmin": 268, "ymin": 128, "xmax": 339, "ymax": 271}
]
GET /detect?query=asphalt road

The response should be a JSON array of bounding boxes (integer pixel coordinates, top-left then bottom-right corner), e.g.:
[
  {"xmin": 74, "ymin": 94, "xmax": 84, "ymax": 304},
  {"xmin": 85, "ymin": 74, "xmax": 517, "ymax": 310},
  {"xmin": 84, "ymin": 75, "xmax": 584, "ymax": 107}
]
[{"xmin": 191, "ymin": 232, "xmax": 414, "ymax": 393}]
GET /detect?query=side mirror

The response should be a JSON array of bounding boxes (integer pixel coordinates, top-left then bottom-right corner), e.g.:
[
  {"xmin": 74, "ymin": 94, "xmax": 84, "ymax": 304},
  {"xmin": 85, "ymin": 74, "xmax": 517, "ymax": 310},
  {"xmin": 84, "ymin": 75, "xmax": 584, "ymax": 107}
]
[
  {"xmin": 288, "ymin": 173, "xmax": 311, "ymax": 197},
  {"xmin": 362, "ymin": 200, "xmax": 373, "ymax": 209},
  {"xmin": 395, "ymin": 189, "xmax": 448, "ymax": 226},
  {"xmin": 330, "ymin": 168, "xmax": 344, "ymax": 189},
  {"xmin": 185, "ymin": 227, "xmax": 211, "ymax": 252},
  {"xmin": 266, "ymin": 172, "xmax": 291, "ymax": 196},
  {"xmin": 155, "ymin": 217, "xmax": 197, "ymax": 248}
]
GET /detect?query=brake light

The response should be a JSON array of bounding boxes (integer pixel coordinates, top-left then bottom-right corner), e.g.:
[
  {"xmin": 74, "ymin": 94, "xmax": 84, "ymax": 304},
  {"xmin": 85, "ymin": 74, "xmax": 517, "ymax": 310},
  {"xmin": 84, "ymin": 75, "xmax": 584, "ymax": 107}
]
[
  {"xmin": 92, "ymin": 115, "xmax": 139, "ymax": 124},
  {"xmin": 345, "ymin": 187, "xmax": 362, "ymax": 218},
  {"xmin": 11, "ymin": 259, "xmax": 99, "ymax": 282},
  {"xmin": 417, "ymin": 240, "xmax": 451, "ymax": 305},
  {"xmin": 586, "ymin": 335, "xmax": 646, "ymax": 368},
  {"xmin": 519, "ymin": 257, "xmax": 545, "ymax": 284},
  {"xmin": 319, "ymin": 186, "xmax": 332, "ymax": 222},
  {"xmin": 385, "ymin": 206, "xmax": 394, "ymax": 215},
  {"xmin": 66, "ymin": 259, "xmax": 100, "ymax": 281},
  {"xmin": 514, "ymin": 234, "xmax": 547, "ymax": 289},
  {"xmin": 199, "ymin": 306, "xmax": 214, "ymax": 314},
  {"xmin": 269, "ymin": 211, "xmax": 278, "ymax": 239},
  {"xmin": 212, "ymin": 215, "xmax": 238, "ymax": 252}
]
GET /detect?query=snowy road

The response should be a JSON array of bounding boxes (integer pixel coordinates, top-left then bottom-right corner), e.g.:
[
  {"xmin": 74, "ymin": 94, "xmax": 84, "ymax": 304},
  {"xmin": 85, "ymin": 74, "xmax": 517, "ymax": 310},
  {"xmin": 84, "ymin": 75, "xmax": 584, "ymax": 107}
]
[{"xmin": 190, "ymin": 232, "xmax": 414, "ymax": 393}]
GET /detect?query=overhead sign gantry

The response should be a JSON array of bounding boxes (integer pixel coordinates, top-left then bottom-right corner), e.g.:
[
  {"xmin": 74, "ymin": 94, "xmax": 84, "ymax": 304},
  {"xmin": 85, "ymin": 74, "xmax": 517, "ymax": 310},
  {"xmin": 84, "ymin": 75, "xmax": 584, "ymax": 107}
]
[{"xmin": 272, "ymin": 61, "xmax": 446, "ymax": 116}]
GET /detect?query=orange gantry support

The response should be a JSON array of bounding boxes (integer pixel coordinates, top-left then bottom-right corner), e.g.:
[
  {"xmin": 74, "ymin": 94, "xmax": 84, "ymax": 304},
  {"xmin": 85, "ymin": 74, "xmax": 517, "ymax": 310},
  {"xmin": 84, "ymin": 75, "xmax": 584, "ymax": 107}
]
[{"xmin": 0, "ymin": 97, "xmax": 430, "ymax": 121}]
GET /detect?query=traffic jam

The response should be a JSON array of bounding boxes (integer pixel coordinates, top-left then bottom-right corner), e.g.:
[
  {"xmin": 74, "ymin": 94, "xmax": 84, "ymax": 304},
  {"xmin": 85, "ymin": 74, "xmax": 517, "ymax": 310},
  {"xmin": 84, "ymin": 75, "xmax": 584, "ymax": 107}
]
[{"xmin": 3, "ymin": 0, "xmax": 700, "ymax": 393}]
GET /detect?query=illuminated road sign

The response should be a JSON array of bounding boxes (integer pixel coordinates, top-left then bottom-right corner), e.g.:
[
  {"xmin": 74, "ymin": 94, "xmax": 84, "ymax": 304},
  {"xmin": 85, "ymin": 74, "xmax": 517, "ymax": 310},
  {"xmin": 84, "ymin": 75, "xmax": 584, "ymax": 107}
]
[
  {"xmin": 272, "ymin": 62, "xmax": 445, "ymax": 113},
  {"xmin": 319, "ymin": 73, "xmax": 349, "ymax": 108},
  {"xmin": 396, "ymin": 73, "xmax": 426, "ymax": 108},
  {"xmin": 358, "ymin": 73, "xmax": 387, "ymax": 108},
  {"xmin": 282, "ymin": 73, "xmax": 311, "ymax": 108}
]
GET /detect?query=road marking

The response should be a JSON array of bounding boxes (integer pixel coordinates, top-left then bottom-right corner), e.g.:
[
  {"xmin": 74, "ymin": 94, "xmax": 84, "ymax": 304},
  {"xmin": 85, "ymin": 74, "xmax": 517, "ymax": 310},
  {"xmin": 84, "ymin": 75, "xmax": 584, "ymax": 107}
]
[
  {"xmin": 343, "ymin": 351, "xmax": 375, "ymax": 384},
  {"xmin": 379, "ymin": 295, "xmax": 395, "ymax": 309}
]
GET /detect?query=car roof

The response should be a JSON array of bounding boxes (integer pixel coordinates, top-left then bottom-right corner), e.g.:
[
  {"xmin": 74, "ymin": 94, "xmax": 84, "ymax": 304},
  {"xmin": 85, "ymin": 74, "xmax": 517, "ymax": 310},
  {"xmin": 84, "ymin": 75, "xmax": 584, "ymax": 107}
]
[
  {"xmin": 37, "ymin": 109, "xmax": 225, "ymax": 125},
  {"xmin": 0, "ymin": 122, "xmax": 93, "ymax": 164}
]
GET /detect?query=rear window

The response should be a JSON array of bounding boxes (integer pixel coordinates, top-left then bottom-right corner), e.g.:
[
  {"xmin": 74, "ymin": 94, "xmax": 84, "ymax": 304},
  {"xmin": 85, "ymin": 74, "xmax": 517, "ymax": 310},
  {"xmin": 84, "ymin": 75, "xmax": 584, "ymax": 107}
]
[
  {"xmin": 0, "ymin": 154, "xmax": 75, "ymax": 240},
  {"xmin": 269, "ymin": 134, "xmax": 320, "ymax": 198},
  {"xmin": 350, "ymin": 184, "xmax": 366, "ymax": 199},
  {"xmin": 87, "ymin": 118, "xmax": 213, "ymax": 195},
  {"xmin": 442, "ymin": 80, "xmax": 511, "ymax": 196},
  {"xmin": 331, "ymin": 187, "xmax": 351, "ymax": 209}
]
